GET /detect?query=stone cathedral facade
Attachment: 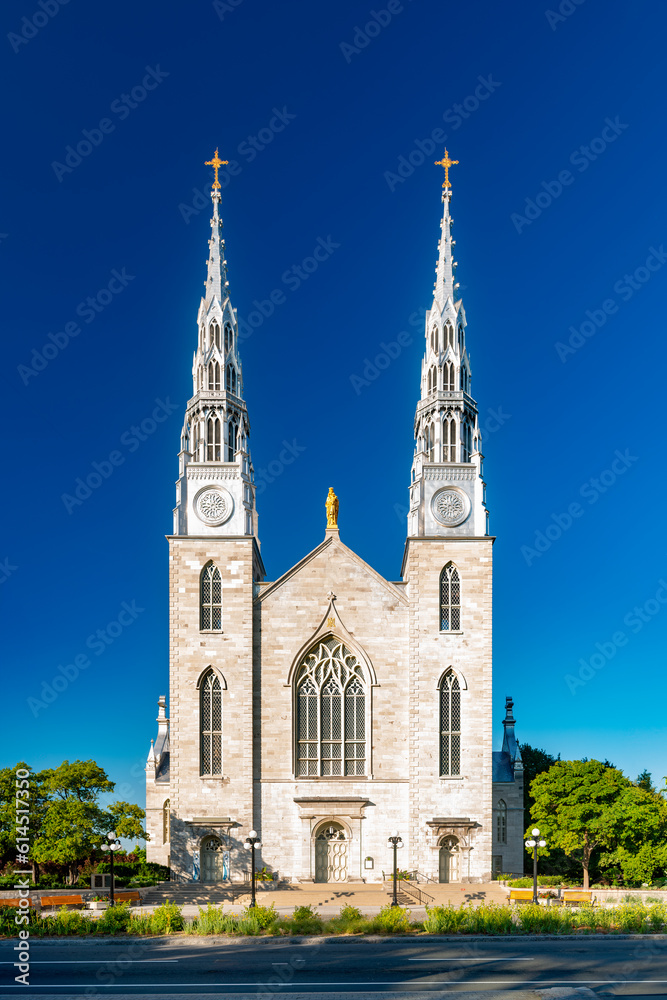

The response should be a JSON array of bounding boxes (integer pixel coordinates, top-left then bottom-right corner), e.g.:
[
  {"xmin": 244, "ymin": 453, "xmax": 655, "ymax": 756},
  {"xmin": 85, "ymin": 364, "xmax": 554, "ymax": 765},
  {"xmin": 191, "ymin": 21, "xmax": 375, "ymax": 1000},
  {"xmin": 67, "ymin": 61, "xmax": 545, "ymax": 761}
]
[{"xmin": 145, "ymin": 150, "xmax": 524, "ymax": 884}]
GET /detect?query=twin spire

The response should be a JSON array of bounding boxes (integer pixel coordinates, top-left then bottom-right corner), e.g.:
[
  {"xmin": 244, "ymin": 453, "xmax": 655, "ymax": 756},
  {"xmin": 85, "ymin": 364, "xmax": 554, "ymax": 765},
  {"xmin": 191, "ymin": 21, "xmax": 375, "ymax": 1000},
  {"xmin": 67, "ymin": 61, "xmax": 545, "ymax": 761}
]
[
  {"xmin": 203, "ymin": 149, "xmax": 230, "ymax": 307},
  {"xmin": 433, "ymin": 149, "xmax": 460, "ymax": 313}
]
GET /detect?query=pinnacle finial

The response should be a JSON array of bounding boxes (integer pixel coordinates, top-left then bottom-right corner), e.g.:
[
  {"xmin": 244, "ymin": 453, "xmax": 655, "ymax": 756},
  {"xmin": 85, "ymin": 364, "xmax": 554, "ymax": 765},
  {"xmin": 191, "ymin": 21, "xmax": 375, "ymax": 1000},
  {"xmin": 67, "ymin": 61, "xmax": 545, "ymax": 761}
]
[
  {"xmin": 434, "ymin": 148, "xmax": 459, "ymax": 189},
  {"xmin": 205, "ymin": 148, "xmax": 229, "ymax": 191}
]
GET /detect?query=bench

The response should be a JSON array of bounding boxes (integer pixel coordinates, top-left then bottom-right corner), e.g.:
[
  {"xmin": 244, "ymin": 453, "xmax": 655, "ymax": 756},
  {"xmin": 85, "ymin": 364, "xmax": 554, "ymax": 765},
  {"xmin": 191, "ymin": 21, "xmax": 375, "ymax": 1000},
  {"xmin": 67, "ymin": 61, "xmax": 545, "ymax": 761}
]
[
  {"xmin": 0, "ymin": 898, "xmax": 36, "ymax": 908},
  {"xmin": 114, "ymin": 891, "xmax": 142, "ymax": 905},
  {"xmin": 562, "ymin": 890, "xmax": 593, "ymax": 906},
  {"xmin": 509, "ymin": 889, "xmax": 535, "ymax": 903},
  {"xmin": 40, "ymin": 895, "xmax": 84, "ymax": 910}
]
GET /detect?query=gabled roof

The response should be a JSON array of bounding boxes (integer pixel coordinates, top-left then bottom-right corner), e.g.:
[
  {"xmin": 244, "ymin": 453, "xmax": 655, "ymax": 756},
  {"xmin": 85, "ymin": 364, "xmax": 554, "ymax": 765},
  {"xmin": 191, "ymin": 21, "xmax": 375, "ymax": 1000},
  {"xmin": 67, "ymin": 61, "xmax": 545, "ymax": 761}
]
[{"xmin": 254, "ymin": 532, "xmax": 407, "ymax": 606}]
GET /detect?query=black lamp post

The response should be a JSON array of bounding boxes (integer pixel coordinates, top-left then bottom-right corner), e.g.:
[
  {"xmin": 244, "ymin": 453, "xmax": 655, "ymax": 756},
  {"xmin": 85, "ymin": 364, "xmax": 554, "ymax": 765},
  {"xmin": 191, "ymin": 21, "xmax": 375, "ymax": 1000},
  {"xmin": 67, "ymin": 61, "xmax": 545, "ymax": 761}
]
[
  {"xmin": 388, "ymin": 830, "xmax": 403, "ymax": 907},
  {"xmin": 525, "ymin": 827, "xmax": 546, "ymax": 905},
  {"xmin": 243, "ymin": 829, "xmax": 262, "ymax": 909},
  {"xmin": 100, "ymin": 831, "xmax": 122, "ymax": 906}
]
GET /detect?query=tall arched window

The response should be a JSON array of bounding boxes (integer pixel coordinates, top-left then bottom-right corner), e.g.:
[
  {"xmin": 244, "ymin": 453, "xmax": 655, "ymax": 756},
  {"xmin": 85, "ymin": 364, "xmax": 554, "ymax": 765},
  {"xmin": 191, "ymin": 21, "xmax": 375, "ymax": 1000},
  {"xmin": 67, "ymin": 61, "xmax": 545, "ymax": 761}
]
[
  {"xmin": 440, "ymin": 671, "xmax": 461, "ymax": 777},
  {"xmin": 227, "ymin": 421, "xmax": 237, "ymax": 462},
  {"xmin": 163, "ymin": 799, "xmax": 170, "ymax": 845},
  {"xmin": 445, "ymin": 322, "xmax": 454, "ymax": 349},
  {"xmin": 431, "ymin": 326, "xmax": 439, "ymax": 353},
  {"xmin": 295, "ymin": 637, "xmax": 367, "ymax": 776},
  {"xmin": 210, "ymin": 322, "xmax": 220, "ymax": 349},
  {"xmin": 224, "ymin": 324, "xmax": 232, "ymax": 352},
  {"xmin": 424, "ymin": 422, "xmax": 434, "ymax": 462},
  {"xmin": 207, "ymin": 416, "xmax": 221, "ymax": 461},
  {"xmin": 200, "ymin": 670, "xmax": 222, "ymax": 776},
  {"xmin": 443, "ymin": 416, "xmax": 457, "ymax": 462},
  {"xmin": 200, "ymin": 562, "xmax": 222, "ymax": 630},
  {"xmin": 440, "ymin": 562, "xmax": 461, "ymax": 631},
  {"xmin": 496, "ymin": 800, "xmax": 507, "ymax": 843},
  {"xmin": 200, "ymin": 326, "xmax": 205, "ymax": 352},
  {"xmin": 444, "ymin": 362, "xmax": 455, "ymax": 391}
]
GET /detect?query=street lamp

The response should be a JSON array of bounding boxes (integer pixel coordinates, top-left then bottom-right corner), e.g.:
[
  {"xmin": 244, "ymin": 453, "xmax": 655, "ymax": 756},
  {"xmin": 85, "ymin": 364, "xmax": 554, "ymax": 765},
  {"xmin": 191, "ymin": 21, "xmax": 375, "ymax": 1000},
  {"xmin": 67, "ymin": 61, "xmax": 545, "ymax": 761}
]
[
  {"xmin": 387, "ymin": 830, "xmax": 404, "ymax": 908},
  {"xmin": 100, "ymin": 830, "xmax": 122, "ymax": 906},
  {"xmin": 524, "ymin": 827, "xmax": 547, "ymax": 905},
  {"xmin": 243, "ymin": 829, "xmax": 262, "ymax": 909}
]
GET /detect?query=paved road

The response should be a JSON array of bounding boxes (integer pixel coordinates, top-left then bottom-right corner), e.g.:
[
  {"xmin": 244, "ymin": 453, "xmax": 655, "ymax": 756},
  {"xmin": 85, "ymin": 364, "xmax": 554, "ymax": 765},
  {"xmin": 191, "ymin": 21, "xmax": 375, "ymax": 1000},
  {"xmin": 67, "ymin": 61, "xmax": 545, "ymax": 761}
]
[{"xmin": 2, "ymin": 935, "xmax": 667, "ymax": 997}]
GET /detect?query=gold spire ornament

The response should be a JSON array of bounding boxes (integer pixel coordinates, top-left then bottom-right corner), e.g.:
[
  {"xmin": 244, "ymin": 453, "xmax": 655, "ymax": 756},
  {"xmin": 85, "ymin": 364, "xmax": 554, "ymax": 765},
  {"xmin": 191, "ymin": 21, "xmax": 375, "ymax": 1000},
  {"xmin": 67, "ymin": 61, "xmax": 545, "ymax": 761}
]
[
  {"xmin": 325, "ymin": 487, "xmax": 339, "ymax": 528},
  {"xmin": 434, "ymin": 149, "xmax": 459, "ymax": 189},
  {"xmin": 205, "ymin": 148, "xmax": 229, "ymax": 190}
]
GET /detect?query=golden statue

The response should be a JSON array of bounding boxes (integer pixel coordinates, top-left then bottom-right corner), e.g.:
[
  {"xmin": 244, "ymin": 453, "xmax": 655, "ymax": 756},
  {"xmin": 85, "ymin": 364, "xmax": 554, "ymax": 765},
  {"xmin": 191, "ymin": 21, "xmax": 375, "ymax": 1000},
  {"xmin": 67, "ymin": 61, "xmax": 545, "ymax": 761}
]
[{"xmin": 325, "ymin": 487, "xmax": 339, "ymax": 528}]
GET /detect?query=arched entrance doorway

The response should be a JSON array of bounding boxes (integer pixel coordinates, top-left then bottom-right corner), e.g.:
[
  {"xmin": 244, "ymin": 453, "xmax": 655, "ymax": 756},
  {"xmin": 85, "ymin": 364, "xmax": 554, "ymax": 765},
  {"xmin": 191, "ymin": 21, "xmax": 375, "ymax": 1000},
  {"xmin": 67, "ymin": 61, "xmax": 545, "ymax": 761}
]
[
  {"xmin": 200, "ymin": 835, "xmax": 224, "ymax": 883},
  {"xmin": 314, "ymin": 822, "xmax": 348, "ymax": 883},
  {"xmin": 439, "ymin": 836, "xmax": 461, "ymax": 883}
]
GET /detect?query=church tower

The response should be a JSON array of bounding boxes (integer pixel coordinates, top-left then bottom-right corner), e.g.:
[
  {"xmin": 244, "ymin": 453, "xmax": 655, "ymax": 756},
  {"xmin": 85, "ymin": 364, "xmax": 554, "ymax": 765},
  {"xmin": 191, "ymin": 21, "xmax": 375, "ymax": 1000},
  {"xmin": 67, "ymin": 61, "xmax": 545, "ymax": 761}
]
[
  {"xmin": 145, "ymin": 151, "xmax": 264, "ymax": 878},
  {"xmin": 402, "ymin": 151, "xmax": 494, "ymax": 881}
]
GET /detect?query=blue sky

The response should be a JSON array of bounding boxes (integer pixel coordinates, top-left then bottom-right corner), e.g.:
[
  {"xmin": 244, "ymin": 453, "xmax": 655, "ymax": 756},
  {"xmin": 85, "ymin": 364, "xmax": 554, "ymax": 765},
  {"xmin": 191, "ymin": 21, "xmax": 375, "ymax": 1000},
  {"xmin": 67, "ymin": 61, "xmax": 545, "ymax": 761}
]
[{"xmin": 2, "ymin": 0, "xmax": 667, "ymax": 812}]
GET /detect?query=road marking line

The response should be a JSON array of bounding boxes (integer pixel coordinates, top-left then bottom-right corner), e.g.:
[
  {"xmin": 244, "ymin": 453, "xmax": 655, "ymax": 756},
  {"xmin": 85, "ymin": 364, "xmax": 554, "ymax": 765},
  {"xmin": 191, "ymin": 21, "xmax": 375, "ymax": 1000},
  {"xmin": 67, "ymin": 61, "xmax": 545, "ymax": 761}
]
[
  {"xmin": 0, "ymin": 960, "xmax": 179, "ymax": 965},
  {"xmin": 408, "ymin": 957, "xmax": 535, "ymax": 961}
]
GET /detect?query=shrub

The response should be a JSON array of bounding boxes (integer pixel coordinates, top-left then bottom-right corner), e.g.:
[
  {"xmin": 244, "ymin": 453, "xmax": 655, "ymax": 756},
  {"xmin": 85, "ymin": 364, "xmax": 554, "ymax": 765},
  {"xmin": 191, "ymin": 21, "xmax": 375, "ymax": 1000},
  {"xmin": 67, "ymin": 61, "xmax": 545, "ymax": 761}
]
[
  {"xmin": 369, "ymin": 904, "xmax": 411, "ymax": 934},
  {"xmin": 149, "ymin": 902, "xmax": 183, "ymax": 934},
  {"xmin": 328, "ymin": 904, "xmax": 367, "ymax": 935},
  {"xmin": 288, "ymin": 904, "xmax": 323, "ymax": 935},
  {"xmin": 189, "ymin": 904, "xmax": 240, "ymax": 935},
  {"xmin": 423, "ymin": 904, "xmax": 468, "ymax": 934},
  {"xmin": 244, "ymin": 903, "xmax": 278, "ymax": 929},
  {"xmin": 96, "ymin": 903, "xmax": 132, "ymax": 935}
]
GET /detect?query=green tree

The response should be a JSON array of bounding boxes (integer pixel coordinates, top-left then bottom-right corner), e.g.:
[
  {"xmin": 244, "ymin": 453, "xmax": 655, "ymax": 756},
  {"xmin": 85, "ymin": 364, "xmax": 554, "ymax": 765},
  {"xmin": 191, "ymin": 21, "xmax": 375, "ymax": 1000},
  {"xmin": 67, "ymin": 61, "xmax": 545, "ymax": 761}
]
[
  {"xmin": 518, "ymin": 743, "xmax": 559, "ymax": 818},
  {"xmin": 636, "ymin": 770, "xmax": 655, "ymax": 793},
  {"xmin": 0, "ymin": 763, "xmax": 50, "ymax": 882},
  {"xmin": 529, "ymin": 759, "xmax": 632, "ymax": 889},
  {"xmin": 1, "ymin": 760, "xmax": 148, "ymax": 885}
]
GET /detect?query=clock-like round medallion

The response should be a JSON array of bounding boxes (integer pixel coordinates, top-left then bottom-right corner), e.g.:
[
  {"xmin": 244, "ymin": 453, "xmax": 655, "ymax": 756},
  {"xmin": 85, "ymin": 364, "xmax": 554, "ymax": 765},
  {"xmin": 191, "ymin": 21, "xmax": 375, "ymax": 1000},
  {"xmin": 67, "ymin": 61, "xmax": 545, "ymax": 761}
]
[
  {"xmin": 432, "ymin": 487, "xmax": 470, "ymax": 527},
  {"xmin": 195, "ymin": 487, "xmax": 233, "ymax": 526}
]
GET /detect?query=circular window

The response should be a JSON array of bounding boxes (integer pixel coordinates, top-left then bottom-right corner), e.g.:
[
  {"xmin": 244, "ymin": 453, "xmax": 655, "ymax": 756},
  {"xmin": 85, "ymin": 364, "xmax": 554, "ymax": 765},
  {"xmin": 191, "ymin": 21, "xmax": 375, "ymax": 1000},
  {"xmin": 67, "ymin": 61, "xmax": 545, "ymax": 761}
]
[
  {"xmin": 195, "ymin": 487, "xmax": 233, "ymax": 526},
  {"xmin": 431, "ymin": 487, "xmax": 470, "ymax": 527}
]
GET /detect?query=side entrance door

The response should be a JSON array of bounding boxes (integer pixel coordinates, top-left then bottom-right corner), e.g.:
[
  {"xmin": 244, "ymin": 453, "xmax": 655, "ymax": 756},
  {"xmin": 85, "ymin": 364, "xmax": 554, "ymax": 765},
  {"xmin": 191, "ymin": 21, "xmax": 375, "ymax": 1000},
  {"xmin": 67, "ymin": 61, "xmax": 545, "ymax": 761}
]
[
  {"xmin": 201, "ymin": 835, "xmax": 225, "ymax": 882},
  {"xmin": 314, "ymin": 823, "xmax": 348, "ymax": 882}
]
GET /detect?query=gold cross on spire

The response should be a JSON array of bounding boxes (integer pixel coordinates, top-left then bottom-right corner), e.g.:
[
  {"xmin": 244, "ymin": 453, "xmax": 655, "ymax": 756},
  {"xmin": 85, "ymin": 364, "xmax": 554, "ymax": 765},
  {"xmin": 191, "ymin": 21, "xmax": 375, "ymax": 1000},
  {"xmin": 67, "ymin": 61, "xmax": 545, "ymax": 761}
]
[
  {"xmin": 434, "ymin": 149, "xmax": 459, "ymax": 189},
  {"xmin": 205, "ymin": 148, "xmax": 229, "ymax": 190}
]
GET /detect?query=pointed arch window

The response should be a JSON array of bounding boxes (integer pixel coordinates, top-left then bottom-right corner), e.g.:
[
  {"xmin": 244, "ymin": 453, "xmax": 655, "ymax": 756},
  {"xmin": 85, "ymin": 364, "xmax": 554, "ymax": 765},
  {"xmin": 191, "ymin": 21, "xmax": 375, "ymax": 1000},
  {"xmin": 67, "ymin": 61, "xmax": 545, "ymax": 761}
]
[
  {"xmin": 200, "ymin": 562, "xmax": 222, "ymax": 630},
  {"xmin": 200, "ymin": 670, "xmax": 223, "ymax": 776},
  {"xmin": 424, "ymin": 422, "xmax": 435, "ymax": 462},
  {"xmin": 440, "ymin": 562, "xmax": 461, "ymax": 631},
  {"xmin": 206, "ymin": 416, "xmax": 221, "ymax": 461},
  {"xmin": 496, "ymin": 800, "xmax": 507, "ymax": 844},
  {"xmin": 295, "ymin": 637, "xmax": 367, "ymax": 776},
  {"xmin": 440, "ymin": 671, "xmax": 461, "ymax": 777},
  {"xmin": 445, "ymin": 322, "xmax": 454, "ymax": 350},
  {"xmin": 224, "ymin": 324, "xmax": 232, "ymax": 353},
  {"xmin": 163, "ymin": 799, "xmax": 170, "ymax": 845},
  {"xmin": 431, "ymin": 326, "xmax": 439, "ymax": 353},
  {"xmin": 210, "ymin": 322, "xmax": 220, "ymax": 350},
  {"xmin": 443, "ymin": 416, "xmax": 457, "ymax": 462},
  {"xmin": 444, "ymin": 362, "xmax": 455, "ymax": 391}
]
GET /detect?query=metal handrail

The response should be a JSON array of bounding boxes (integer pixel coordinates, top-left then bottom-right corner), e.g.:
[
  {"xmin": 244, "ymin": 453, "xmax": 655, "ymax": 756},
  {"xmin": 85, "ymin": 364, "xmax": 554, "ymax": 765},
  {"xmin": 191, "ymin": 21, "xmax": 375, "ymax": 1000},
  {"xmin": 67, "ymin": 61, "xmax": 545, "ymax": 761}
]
[{"xmin": 388, "ymin": 880, "xmax": 434, "ymax": 905}]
